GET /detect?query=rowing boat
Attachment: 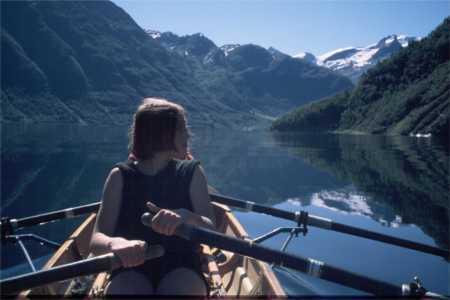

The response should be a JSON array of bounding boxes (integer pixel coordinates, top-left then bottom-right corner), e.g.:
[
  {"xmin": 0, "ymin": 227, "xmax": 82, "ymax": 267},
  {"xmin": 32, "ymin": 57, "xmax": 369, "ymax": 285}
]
[
  {"xmin": 18, "ymin": 202, "xmax": 286, "ymax": 297},
  {"xmin": 3, "ymin": 192, "xmax": 448, "ymax": 297}
]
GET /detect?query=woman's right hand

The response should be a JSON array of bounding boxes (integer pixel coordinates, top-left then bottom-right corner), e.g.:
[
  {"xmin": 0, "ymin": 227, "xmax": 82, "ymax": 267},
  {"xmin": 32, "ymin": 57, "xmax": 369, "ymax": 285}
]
[{"xmin": 108, "ymin": 237, "xmax": 147, "ymax": 268}]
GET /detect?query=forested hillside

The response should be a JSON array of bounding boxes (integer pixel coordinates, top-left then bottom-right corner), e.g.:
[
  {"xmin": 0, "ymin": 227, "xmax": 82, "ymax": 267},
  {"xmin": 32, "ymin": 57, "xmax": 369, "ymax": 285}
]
[
  {"xmin": 1, "ymin": 1, "xmax": 352, "ymax": 127},
  {"xmin": 272, "ymin": 18, "xmax": 449, "ymax": 138}
]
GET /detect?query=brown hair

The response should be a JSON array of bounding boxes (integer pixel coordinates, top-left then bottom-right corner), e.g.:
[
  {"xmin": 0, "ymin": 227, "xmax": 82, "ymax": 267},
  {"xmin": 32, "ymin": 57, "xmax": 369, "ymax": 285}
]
[{"xmin": 129, "ymin": 98, "xmax": 185, "ymax": 160}]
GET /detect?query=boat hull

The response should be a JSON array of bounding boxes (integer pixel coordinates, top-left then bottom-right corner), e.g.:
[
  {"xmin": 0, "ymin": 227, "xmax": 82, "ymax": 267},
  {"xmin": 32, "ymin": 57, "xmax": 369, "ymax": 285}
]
[{"xmin": 21, "ymin": 202, "xmax": 286, "ymax": 297}]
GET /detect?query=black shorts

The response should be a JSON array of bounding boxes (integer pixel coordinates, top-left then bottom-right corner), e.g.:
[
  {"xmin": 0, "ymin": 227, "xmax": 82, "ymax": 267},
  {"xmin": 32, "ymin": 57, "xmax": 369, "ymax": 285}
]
[{"xmin": 110, "ymin": 251, "xmax": 208, "ymax": 293}]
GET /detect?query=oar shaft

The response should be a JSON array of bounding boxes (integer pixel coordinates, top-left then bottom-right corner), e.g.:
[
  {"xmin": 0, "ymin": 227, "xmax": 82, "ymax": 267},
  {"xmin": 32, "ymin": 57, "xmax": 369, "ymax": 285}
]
[
  {"xmin": 330, "ymin": 222, "xmax": 449, "ymax": 258},
  {"xmin": 142, "ymin": 216, "xmax": 402, "ymax": 296},
  {"xmin": 1, "ymin": 202, "xmax": 101, "ymax": 234},
  {"xmin": 210, "ymin": 193, "xmax": 450, "ymax": 259},
  {"xmin": 0, "ymin": 246, "xmax": 164, "ymax": 294},
  {"xmin": 1, "ymin": 253, "xmax": 115, "ymax": 295},
  {"xmin": 17, "ymin": 202, "xmax": 101, "ymax": 227},
  {"xmin": 172, "ymin": 223, "xmax": 445, "ymax": 298},
  {"xmin": 4, "ymin": 193, "xmax": 449, "ymax": 259}
]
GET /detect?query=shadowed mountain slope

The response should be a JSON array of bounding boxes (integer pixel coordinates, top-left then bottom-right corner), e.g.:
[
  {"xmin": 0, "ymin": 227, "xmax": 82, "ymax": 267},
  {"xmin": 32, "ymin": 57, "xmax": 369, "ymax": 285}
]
[{"xmin": 2, "ymin": 1, "xmax": 353, "ymax": 127}]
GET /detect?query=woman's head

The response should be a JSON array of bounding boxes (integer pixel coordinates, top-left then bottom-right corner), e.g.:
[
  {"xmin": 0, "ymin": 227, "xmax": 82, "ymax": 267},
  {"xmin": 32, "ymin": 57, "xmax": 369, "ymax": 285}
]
[{"xmin": 129, "ymin": 98, "xmax": 189, "ymax": 160}]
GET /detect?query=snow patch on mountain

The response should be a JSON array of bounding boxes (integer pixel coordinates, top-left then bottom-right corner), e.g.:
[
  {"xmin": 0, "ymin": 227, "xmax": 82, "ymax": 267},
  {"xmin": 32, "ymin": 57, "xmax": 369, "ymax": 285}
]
[
  {"xmin": 146, "ymin": 29, "xmax": 161, "ymax": 39},
  {"xmin": 293, "ymin": 51, "xmax": 317, "ymax": 64},
  {"xmin": 398, "ymin": 35, "xmax": 421, "ymax": 47},
  {"xmin": 295, "ymin": 34, "xmax": 420, "ymax": 83},
  {"xmin": 220, "ymin": 44, "xmax": 241, "ymax": 56},
  {"xmin": 317, "ymin": 47, "xmax": 356, "ymax": 63}
]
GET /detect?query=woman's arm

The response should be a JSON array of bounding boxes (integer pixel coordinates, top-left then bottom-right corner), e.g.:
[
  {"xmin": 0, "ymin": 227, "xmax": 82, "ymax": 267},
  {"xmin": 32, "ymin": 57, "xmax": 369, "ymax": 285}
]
[
  {"xmin": 90, "ymin": 168, "xmax": 122, "ymax": 254},
  {"xmin": 90, "ymin": 168, "xmax": 147, "ymax": 268},
  {"xmin": 187, "ymin": 165, "xmax": 216, "ymax": 230}
]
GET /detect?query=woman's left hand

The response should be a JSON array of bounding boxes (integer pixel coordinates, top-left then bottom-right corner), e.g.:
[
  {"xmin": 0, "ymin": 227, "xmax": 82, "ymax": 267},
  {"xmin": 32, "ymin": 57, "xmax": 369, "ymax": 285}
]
[{"xmin": 146, "ymin": 201, "xmax": 192, "ymax": 236}]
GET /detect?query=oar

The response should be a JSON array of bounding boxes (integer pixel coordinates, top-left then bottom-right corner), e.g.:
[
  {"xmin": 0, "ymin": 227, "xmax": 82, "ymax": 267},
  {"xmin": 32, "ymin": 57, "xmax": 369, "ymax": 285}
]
[
  {"xmin": 140, "ymin": 213, "xmax": 444, "ymax": 298},
  {"xmin": 1, "ymin": 202, "xmax": 101, "ymax": 236},
  {"xmin": 0, "ymin": 245, "xmax": 164, "ymax": 295},
  {"xmin": 209, "ymin": 193, "xmax": 450, "ymax": 259},
  {"xmin": 2, "ymin": 193, "xmax": 448, "ymax": 259}
]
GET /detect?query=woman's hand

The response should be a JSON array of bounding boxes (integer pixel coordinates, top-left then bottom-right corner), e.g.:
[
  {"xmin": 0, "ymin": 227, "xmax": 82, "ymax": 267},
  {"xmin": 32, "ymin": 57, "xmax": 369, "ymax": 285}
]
[
  {"xmin": 146, "ymin": 201, "xmax": 193, "ymax": 236},
  {"xmin": 108, "ymin": 237, "xmax": 147, "ymax": 268}
]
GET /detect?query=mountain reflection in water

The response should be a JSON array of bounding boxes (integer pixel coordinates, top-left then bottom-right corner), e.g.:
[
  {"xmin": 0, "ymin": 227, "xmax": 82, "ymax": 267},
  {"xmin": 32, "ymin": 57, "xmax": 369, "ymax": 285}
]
[{"xmin": 271, "ymin": 132, "xmax": 449, "ymax": 249}]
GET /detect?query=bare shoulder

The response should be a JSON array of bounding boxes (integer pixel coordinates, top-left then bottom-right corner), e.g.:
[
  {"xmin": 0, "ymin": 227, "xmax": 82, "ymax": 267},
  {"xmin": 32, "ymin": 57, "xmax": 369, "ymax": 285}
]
[
  {"xmin": 189, "ymin": 164, "xmax": 215, "ymax": 226},
  {"xmin": 190, "ymin": 164, "xmax": 210, "ymax": 192},
  {"xmin": 95, "ymin": 167, "xmax": 124, "ymax": 234},
  {"xmin": 101, "ymin": 167, "xmax": 123, "ymax": 207},
  {"xmin": 106, "ymin": 167, "xmax": 123, "ymax": 188},
  {"xmin": 189, "ymin": 165, "xmax": 210, "ymax": 200},
  {"xmin": 192, "ymin": 164, "xmax": 206, "ymax": 183},
  {"xmin": 109, "ymin": 167, "xmax": 122, "ymax": 180}
]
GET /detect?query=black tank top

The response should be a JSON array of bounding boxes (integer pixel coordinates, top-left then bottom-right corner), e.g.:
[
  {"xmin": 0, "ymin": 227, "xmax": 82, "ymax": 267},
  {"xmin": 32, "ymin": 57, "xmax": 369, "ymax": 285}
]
[{"xmin": 113, "ymin": 159, "xmax": 201, "ymax": 254}]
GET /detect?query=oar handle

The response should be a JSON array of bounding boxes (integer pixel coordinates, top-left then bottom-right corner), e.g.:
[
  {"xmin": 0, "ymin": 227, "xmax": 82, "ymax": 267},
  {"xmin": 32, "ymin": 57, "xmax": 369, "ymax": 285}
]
[
  {"xmin": 110, "ymin": 244, "xmax": 165, "ymax": 269},
  {"xmin": 0, "ymin": 245, "xmax": 164, "ymax": 295}
]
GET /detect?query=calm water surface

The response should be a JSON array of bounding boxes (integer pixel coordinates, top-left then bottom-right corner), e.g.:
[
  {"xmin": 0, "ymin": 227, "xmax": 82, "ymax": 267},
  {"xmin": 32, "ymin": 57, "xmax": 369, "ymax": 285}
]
[{"xmin": 1, "ymin": 124, "xmax": 449, "ymax": 296}]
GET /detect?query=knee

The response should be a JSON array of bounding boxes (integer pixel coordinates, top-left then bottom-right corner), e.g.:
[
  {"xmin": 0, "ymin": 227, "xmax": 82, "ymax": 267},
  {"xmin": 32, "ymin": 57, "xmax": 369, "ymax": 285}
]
[
  {"xmin": 105, "ymin": 270, "xmax": 154, "ymax": 295},
  {"xmin": 156, "ymin": 267, "xmax": 207, "ymax": 296}
]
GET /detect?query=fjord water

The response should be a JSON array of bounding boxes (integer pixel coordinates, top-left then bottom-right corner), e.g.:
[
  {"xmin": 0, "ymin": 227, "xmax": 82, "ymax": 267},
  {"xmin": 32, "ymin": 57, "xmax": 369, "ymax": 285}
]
[{"xmin": 1, "ymin": 125, "xmax": 448, "ymax": 296}]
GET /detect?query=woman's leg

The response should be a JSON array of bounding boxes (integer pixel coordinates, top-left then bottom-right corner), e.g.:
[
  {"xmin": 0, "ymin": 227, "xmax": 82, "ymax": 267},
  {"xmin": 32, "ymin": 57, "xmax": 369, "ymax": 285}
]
[
  {"xmin": 104, "ymin": 270, "xmax": 154, "ymax": 295},
  {"xmin": 156, "ymin": 267, "xmax": 207, "ymax": 296}
]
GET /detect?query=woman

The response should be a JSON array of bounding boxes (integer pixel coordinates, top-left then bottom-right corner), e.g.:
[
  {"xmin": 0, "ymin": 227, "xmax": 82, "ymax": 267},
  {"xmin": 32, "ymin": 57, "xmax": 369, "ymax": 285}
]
[{"xmin": 90, "ymin": 98, "xmax": 215, "ymax": 296}]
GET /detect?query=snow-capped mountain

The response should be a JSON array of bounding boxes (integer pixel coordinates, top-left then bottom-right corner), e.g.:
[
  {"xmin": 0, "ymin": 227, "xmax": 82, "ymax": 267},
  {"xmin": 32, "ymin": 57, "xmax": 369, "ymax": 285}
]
[
  {"xmin": 294, "ymin": 34, "xmax": 420, "ymax": 83},
  {"xmin": 144, "ymin": 29, "xmax": 352, "ymax": 115}
]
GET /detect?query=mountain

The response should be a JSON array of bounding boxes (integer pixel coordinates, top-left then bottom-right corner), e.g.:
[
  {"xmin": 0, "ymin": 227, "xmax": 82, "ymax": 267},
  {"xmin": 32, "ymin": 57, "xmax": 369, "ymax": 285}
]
[
  {"xmin": 148, "ymin": 30, "xmax": 354, "ymax": 114},
  {"xmin": 293, "ymin": 51, "xmax": 317, "ymax": 65},
  {"xmin": 220, "ymin": 44, "xmax": 241, "ymax": 56},
  {"xmin": 272, "ymin": 18, "xmax": 449, "ymax": 139},
  {"xmin": 1, "ymin": 1, "xmax": 352, "ymax": 126},
  {"xmin": 1, "ymin": 1, "xmax": 254, "ymax": 127},
  {"xmin": 267, "ymin": 47, "xmax": 289, "ymax": 61},
  {"xmin": 294, "ymin": 35, "xmax": 420, "ymax": 83},
  {"xmin": 148, "ymin": 30, "xmax": 216, "ymax": 60}
]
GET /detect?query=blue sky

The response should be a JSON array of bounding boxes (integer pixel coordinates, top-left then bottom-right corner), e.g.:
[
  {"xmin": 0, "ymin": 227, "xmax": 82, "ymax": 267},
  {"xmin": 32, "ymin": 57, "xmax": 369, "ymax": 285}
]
[{"xmin": 112, "ymin": 0, "xmax": 449, "ymax": 56}]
